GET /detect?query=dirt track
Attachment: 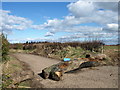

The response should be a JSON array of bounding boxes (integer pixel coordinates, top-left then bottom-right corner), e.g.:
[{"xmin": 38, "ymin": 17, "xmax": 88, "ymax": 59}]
[{"xmin": 13, "ymin": 53, "xmax": 118, "ymax": 88}]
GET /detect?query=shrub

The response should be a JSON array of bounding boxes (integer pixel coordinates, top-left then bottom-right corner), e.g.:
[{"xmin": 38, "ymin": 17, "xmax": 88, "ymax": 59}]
[
  {"xmin": 23, "ymin": 45, "xmax": 36, "ymax": 50},
  {"xmin": 80, "ymin": 40, "xmax": 104, "ymax": 52},
  {"xmin": 13, "ymin": 43, "xmax": 23, "ymax": 50},
  {"xmin": 1, "ymin": 34, "xmax": 10, "ymax": 62}
]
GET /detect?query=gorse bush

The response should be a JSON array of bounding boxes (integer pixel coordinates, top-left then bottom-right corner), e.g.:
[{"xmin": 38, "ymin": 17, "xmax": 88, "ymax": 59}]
[
  {"xmin": 23, "ymin": 44, "xmax": 36, "ymax": 50},
  {"xmin": 1, "ymin": 34, "xmax": 9, "ymax": 62},
  {"xmin": 14, "ymin": 43, "xmax": 23, "ymax": 50},
  {"xmin": 80, "ymin": 40, "xmax": 104, "ymax": 52}
]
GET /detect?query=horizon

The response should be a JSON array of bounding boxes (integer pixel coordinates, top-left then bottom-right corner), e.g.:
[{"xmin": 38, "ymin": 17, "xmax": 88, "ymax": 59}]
[{"xmin": 1, "ymin": 1, "xmax": 119, "ymax": 45}]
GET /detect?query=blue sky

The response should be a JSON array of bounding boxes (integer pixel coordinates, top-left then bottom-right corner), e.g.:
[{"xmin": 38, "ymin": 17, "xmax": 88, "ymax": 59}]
[
  {"xmin": 1, "ymin": 1, "xmax": 118, "ymax": 44},
  {"xmin": 3, "ymin": 2, "xmax": 70, "ymax": 41},
  {"xmin": 3, "ymin": 2, "xmax": 69, "ymax": 23}
]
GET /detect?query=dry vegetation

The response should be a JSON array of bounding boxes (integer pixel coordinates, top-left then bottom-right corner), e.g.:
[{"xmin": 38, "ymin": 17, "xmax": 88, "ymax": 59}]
[
  {"xmin": 2, "ymin": 55, "xmax": 43, "ymax": 88},
  {"xmin": 10, "ymin": 41, "xmax": 119, "ymax": 66},
  {"xmin": 2, "ymin": 55, "xmax": 32, "ymax": 88},
  {"xmin": 10, "ymin": 41, "xmax": 103, "ymax": 58}
]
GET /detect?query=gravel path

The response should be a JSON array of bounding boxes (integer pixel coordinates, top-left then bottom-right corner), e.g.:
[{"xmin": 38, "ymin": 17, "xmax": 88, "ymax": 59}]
[{"xmin": 13, "ymin": 53, "xmax": 118, "ymax": 88}]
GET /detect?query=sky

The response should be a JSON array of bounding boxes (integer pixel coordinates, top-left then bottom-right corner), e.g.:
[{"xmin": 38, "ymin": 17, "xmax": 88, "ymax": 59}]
[{"xmin": 1, "ymin": 0, "xmax": 119, "ymax": 45}]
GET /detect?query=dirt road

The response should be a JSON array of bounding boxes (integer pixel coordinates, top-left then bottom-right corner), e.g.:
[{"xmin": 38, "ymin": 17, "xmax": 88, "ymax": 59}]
[{"xmin": 13, "ymin": 53, "xmax": 118, "ymax": 88}]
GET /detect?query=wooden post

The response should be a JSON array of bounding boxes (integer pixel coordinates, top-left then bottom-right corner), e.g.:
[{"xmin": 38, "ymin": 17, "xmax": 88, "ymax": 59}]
[{"xmin": 101, "ymin": 45, "xmax": 104, "ymax": 54}]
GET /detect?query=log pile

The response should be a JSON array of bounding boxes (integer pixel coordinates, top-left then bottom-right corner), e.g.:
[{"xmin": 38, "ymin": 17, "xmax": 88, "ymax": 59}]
[
  {"xmin": 42, "ymin": 53, "xmax": 109, "ymax": 81},
  {"xmin": 42, "ymin": 57, "xmax": 102, "ymax": 81}
]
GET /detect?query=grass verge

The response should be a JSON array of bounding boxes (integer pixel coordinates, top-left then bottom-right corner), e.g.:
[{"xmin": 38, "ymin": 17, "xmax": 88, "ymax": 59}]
[{"xmin": 2, "ymin": 55, "xmax": 31, "ymax": 88}]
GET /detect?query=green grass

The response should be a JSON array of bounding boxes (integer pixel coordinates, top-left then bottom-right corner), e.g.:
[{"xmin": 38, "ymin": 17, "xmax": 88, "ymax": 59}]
[
  {"xmin": 18, "ymin": 81, "xmax": 31, "ymax": 88},
  {"xmin": 2, "ymin": 74, "xmax": 13, "ymax": 88},
  {"xmin": 54, "ymin": 46, "xmax": 87, "ymax": 59},
  {"xmin": 104, "ymin": 45, "xmax": 119, "ymax": 50}
]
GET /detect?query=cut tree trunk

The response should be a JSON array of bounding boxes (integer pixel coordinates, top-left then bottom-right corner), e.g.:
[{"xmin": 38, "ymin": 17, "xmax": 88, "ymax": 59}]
[{"xmin": 42, "ymin": 58, "xmax": 100, "ymax": 81}]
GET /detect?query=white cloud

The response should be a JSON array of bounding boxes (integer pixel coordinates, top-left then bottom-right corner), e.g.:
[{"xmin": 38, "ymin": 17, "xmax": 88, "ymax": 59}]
[
  {"xmin": 56, "ymin": 31, "xmax": 118, "ymax": 44},
  {"xmin": 45, "ymin": 32, "xmax": 54, "ymax": 37},
  {"xmin": 106, "ymin": 23, "xmax": 118, "ymax": 30},
  {"xmin": 32, "ymin": 1, "xmax": 117, "ymax": 34},
  {"xmin": 94, "ymin": 2, "xmax": 118, "ymax": 12},
  {"xmin": 45, "ymin": 19, "xmax": 64, "ymax": 28},
  {"xmin": 58, "ymin": 33, "xmax": 87, "ymax": 42},
  {"xmin": 67, "ymin": 1, "xmax": 95, "ymax": 17},
  {"xmin": 0, "ymin": 10, "xmax": 33, "ymax": 34},
  {"xmin": 31, "ymin": 25, "xmax": 45, "ymax": 30},
  {"xmin": 102, "ymin": 23, "xmax": 118, "ymax": 32},
  {"xmin": 67, "ymin": 1, "xmax": 117, "ymax": 24}
]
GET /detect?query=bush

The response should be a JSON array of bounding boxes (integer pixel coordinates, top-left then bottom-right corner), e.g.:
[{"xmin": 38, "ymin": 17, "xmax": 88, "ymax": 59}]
[
  {"xmin": 80, "ymin": 40, "xmax": 104, "ymax": 52},
  {"xmin": 14, "ymin": 43, "xmax": 23, "ymax": 50},
  {"xmin": 23, "ymin": 45, "xmax": 36, "ymax": 50},
  {"xmin": 1, "ymin": 34, "xmax": 10, "ymax": 62}
]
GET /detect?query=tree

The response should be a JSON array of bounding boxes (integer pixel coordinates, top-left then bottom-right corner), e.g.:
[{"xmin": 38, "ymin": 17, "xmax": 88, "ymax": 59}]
[{"xmin": 1, "ymin": 34, "xmax": 10, "ymax": 62}]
